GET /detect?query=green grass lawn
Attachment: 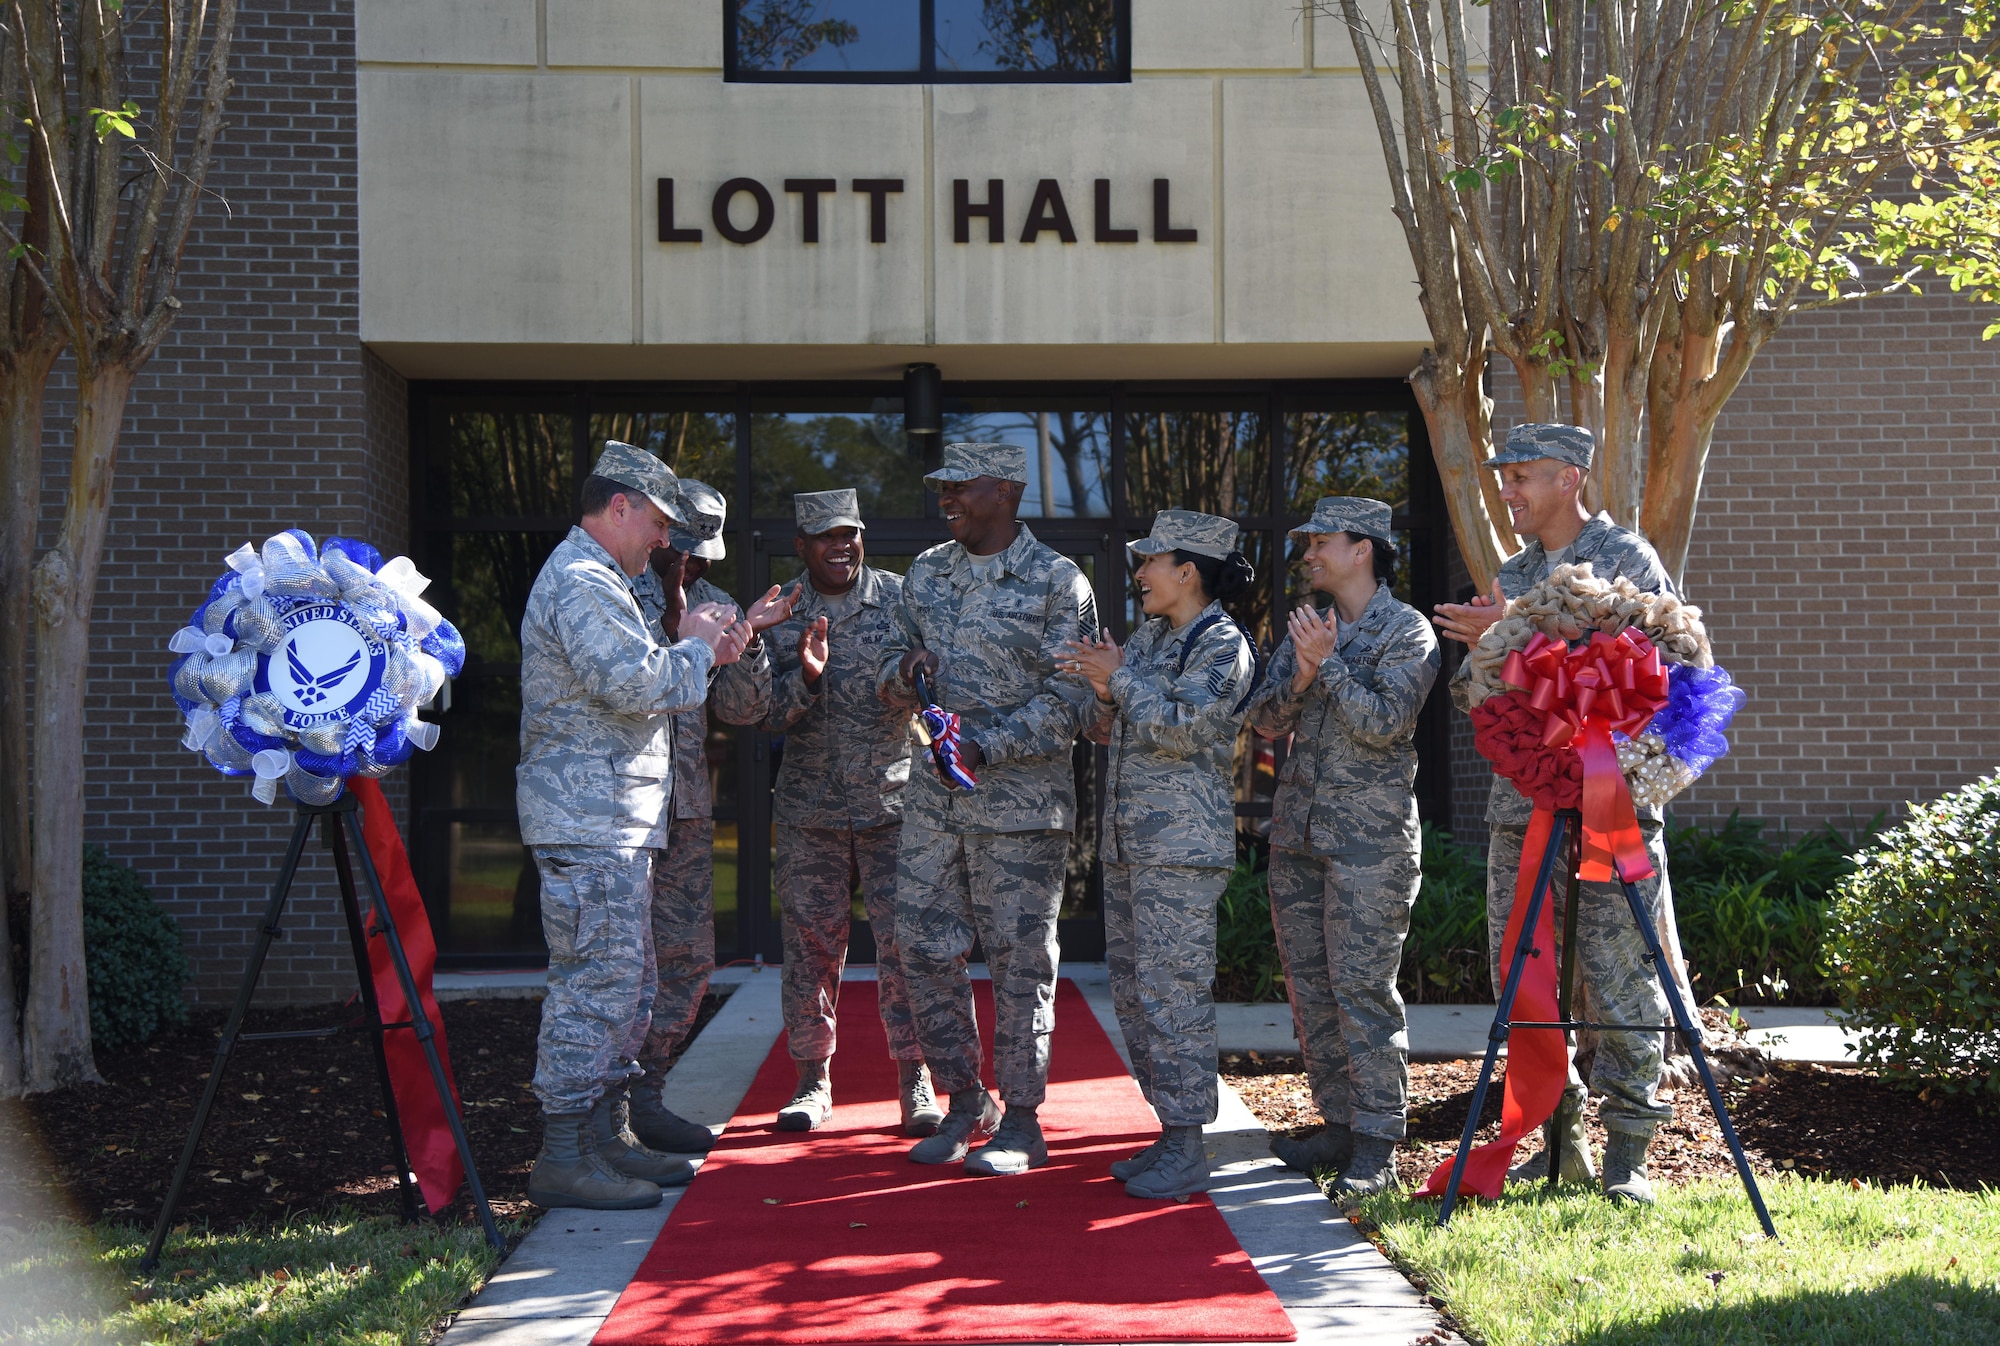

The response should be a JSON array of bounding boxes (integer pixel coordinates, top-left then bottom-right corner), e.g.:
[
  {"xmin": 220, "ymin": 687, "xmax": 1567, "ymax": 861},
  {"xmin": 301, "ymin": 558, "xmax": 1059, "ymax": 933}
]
[
  {"xmin": 0, "ymin": 1210, "xmax": 521, "ymax": 1345},
  {"xmin": 1357, "ymin": 1176, "xmax": 2000, "ymax": 1345}
]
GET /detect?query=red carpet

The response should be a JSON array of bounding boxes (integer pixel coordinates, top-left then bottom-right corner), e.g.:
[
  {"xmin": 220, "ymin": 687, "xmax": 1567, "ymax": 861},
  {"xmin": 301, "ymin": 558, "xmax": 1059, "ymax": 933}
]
[{"xmin": 595, "ymin": 978, "xmax": 1296, "ymax": 1345}]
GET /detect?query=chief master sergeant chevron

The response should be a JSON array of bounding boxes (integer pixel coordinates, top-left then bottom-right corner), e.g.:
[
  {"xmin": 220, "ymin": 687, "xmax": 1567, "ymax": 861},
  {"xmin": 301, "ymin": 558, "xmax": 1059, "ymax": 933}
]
[
  {"xmin": 879, "ymin": 441, "xmax": 1099, "ymax": 1177},
  {"xmin": 516, "ymin": 441, "xmax": 752, "ymax": 1212}
]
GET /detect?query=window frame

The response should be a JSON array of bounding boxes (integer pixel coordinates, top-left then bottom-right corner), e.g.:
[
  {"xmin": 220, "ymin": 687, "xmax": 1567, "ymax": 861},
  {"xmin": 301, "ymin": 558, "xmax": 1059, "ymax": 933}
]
[{"xmin": 723, "ymin": 0, "xmax": 1132, "ymax": 84}]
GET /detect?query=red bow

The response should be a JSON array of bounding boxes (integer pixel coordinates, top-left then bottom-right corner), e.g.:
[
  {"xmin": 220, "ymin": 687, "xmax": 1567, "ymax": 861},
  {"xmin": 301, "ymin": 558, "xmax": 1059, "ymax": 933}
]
[{"xmin": 1496, "ymin": 628, "xmax": 1669, "ymax": 883}]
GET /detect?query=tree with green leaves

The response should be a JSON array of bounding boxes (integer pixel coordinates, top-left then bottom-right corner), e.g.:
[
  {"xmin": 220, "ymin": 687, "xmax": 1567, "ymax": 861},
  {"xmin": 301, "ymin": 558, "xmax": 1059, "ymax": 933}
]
[
  {"xmin": 1329, "ymin": 0, "xmax": 2000, "ymax": 584},
  {"xmin": 0, "ymin": 0, "xmax": 238, "ymax": 1094}
]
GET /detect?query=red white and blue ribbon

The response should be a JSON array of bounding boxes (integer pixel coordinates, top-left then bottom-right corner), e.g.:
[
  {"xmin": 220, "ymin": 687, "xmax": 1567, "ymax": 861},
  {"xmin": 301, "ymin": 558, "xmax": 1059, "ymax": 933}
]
[{"xmin": 911, "ymin": 670, "xmax": 977, "ymax": 791}]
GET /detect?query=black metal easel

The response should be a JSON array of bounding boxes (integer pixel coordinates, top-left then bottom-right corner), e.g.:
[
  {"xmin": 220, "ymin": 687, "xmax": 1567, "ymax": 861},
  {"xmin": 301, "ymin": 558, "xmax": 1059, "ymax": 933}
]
[
  {"xmin": 141, "ymin": 793, "xmax": 502, "ymax": 1271},
  {"xmin": 1435, "ymin": 807, "xmax": 1777, "ymax": 1238}
]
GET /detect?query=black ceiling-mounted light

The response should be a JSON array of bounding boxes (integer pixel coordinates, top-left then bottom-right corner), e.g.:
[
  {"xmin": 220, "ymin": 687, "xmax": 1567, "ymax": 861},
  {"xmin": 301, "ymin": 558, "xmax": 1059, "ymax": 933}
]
[{"xmin": 904, "ymin": 363, "xmax": 942, "ymax": 439}]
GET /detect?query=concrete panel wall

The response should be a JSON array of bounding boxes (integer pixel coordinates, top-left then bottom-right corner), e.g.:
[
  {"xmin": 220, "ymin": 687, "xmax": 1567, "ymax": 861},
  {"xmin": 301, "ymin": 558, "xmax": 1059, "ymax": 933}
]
[
  {"xmin": 1221, "ymin": 77, "xmax": 1426, "ymax": 344},
  {"xmin": 356, "ymin": 0, "xmax": 538, "ymax": 66},
  {"xmin": 549, "ymin": 0, "xmax": 722, "ymax": 69},
  {"xmin": 642, "ymin": 82, "xmax": 926, "ymax": 344},
  {"xmin": 1133, "ymin": 0, "xmax": 1308, "ymax": 69},
  {"xmin": 360, "ymin": 72, "xmax": 635, "ymax": 344}
]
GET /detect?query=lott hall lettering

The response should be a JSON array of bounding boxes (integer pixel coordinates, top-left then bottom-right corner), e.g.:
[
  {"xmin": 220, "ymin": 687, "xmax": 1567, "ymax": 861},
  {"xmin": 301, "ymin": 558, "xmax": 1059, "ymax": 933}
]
[{"xmin": 655, "ymin": 177, "xmax": 1200, "ymax": 246}]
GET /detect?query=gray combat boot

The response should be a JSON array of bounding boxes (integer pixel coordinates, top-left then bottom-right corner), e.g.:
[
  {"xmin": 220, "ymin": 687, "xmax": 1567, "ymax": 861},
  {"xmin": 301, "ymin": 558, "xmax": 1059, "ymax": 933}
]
[
  {"xmin": 965, "ymin": 1105, "xmax": 1049, "ymax": 1176},
  {"xmin": 1110, "ymin": 1134, "xmax": 1170, "ymax": 1181},
  {"xmin": 898, "ymin": 1060, "xmax": 944, "ymax": 1138},
  {"xmin": 1270, "ymin": 1123, "xmax": 1353, "ymax": 1175},
  {"xmin": 591, "ymin": 1084, "xmax": 697, "ymax": 1187},
  {"xmin": 1330, "ymin": 1134, "xmax": 1399, "ymax": 1199},
  {"xmin": 527, "ymin": 1112, "xmax": 662, "ymax": 1211},
  {"xmin": 909, "ymin": 1085, "xmax": 1002, "ymax": 1164},
  {"xmin": 1508, "ymin": 1103, "xmax": 1597, "ymax": 1185},
  {"xmin": 629, "ymin": 1084, "xmax": 716, "ymax": 1154},
  {"xmin": 1123, "ymin": 1125, "xmax": 1209, "ymax": 1199},
  {"xmin": 1601, "ymin": 1128, "xmax": 1657, "ymax": 1205},
  {"xmin": 777, "ymin": 1059, "xmax": 833, "ymax": 1132}
]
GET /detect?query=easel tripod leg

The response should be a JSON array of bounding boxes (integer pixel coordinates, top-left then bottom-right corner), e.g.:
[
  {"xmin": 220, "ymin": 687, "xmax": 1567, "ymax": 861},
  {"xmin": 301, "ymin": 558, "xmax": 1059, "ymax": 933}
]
[
  {"xmin": 326, "ymin": 811, "xmax": 422, "ymax": 1223},
  {"xmin": 342, "ymin": 808, "xmax": 505, "ymax": 1252},
  {"xmin": 1547, "ymin": 827, "xmax": 1584, "ymax": 1189},
  {"xmin": 140, "ymin": 811, "xmax": 316, "ymax": 1273},
  {"xmin": 1438, "ymin": 812, "xmax": 1570, "ymax": 1227},
  {"xmin": 1618, "ymin": 876, "xmax": 1778, "ymax": 1240}
]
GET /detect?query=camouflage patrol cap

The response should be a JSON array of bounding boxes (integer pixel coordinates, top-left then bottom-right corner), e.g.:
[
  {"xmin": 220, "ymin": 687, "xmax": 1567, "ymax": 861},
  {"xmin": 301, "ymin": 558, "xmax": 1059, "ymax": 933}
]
[
  {"xmin": 1485, "ymin": 422, "xmax": 1595, "ymax": 470},
  {"xmin": 1128, "ymin": 508, "xmax": 1240, "ymax": 561},
  {"xmin": 591, "ymin": 441, "xmax": 685, "ymax": 524},
  {"xmin": 795, "ymin": 488, "xmax": 866, "ymax": 535},
  {"xmin": 1290, "ymin": 496, "xmax": 1393, "ymax": 542},
  {"xmin": 923, "ymin": 441, "xmax": 1029, "ymax": 487},
  {"xmin": 670, "ymin": 478, "xmax": 728, "ymax": 560}
]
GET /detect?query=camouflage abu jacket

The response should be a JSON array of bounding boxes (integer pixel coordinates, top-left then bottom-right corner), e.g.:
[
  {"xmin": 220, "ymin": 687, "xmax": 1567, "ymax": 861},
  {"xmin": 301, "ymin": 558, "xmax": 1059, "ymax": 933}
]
[
  {"xmin": 759, "ymin": 565, "xmax": 912, "ymax": 831},
  {"xmin": 1448, "ymin": 512, "xmax": 1676, "ymax": 828},
  {"xmin": 1247, "ymin": 582, "xmax": 1440, "ymax": 857},
  {"xmin": 876, "ymin": 525, "xmax": 1098, "ymax": 834},
  {"xmin": 631, "ymin": 570, "xmax": 772, "ymax": 821},
  {"xmin": 516, "ymin": 526, "xmax": 716, "ymax": 849},
  {"xmin": 1084, "ymin": 600, "xmax": 1255, "ymax": 868}
]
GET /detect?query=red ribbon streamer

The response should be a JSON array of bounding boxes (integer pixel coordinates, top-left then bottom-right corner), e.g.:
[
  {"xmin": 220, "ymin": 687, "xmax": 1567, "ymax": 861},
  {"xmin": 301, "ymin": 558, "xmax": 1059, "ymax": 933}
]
[
  {"xmin": 1417, "ymin": 808, "xmax": 1570, "ymax": 1201},
  {"xmin": 1491, "ymin": 628, "xmax": 1667, "ymax": 884},
  {"xmin": 350, "ymin": 777, "xmax": 466, "ymax": 1213}
]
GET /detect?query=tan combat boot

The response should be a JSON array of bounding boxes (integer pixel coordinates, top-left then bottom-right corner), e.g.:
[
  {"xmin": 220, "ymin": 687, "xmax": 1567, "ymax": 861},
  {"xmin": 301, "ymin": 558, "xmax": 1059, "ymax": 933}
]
[
  {"xmin": 898, "ymin": 1060, "xmax": 944, "ymax": 1138},
  {"xmin": 776, "ymin": 1058, "xmax": 833, "ymax": 1132},
  {"xmin": 526, "ymin": 1112, "xmax": 662, "ymax": 1211}
]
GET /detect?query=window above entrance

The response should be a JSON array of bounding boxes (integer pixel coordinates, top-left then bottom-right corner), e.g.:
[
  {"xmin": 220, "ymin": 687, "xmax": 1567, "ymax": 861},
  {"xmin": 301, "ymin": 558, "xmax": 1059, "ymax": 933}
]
[{"xmin": 726, "ymin": 0, "xmax": 1130, "ymax": 82}]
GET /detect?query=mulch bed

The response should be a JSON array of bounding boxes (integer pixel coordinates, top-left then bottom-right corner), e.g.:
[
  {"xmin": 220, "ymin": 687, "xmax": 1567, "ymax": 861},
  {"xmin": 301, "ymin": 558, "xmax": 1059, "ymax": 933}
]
[
  {"xmin": 1224, "ymin": 1044, "xmax": 1999, "ymax": 1191},
  {"xmin": 0, "ymin": 992, "xmax": 725, "ymax": 1232}
]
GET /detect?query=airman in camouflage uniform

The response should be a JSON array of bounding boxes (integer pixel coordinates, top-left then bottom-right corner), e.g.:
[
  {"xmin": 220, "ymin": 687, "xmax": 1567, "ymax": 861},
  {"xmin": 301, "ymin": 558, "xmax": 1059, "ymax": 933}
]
[
  {"xmin": 758, "ymin": 488, "xmax": 937, "ymax": 1137},
  {"xmin": 1071, "ymin": 509, "xmax": 1256, "ymax": 1200},
  {"xmin": 1436, "ymin": 423, "xmax": 1688, "ymax": 1203},
  {"xmin": 627, "ymin": 479, "xmax": 772, "ymax": 1154},
  {"xmin": 518, "ymin": 442, "xmax": 751, "ymax": 1210},
  {"xmin": 879, "ymin": 442, "xmax": 1098, "ymax": 1177},
  {"xmin": 1248, "ymin": 496, "xmax": 1439, "ymax": 1198}
]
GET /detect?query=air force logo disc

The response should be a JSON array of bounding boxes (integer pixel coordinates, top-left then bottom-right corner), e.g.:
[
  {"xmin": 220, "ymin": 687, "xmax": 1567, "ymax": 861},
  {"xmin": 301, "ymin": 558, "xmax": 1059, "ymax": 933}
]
[{"xmin": 256, "ymin": 602, "xmax": 388, "ymax": 731}]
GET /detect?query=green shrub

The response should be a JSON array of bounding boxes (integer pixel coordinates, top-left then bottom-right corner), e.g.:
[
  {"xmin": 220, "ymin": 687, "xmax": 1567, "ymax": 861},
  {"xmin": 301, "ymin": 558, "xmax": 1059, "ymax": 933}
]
[
  {"xmin": 1210, "ymin": 824, "xmax": 1489, "ymax": 1004},
  {"xmin": 1826, "ymin": 775, "xmax": 2000, "ymax": 1097},
  {"xmin": 1214, "ymin": 858, "xmax": 1282, "ymax": 1003},
  {"xmin": 82, "ymin": 845, "xmax": 189, "ymax": 1050},
  {"xmin": 1668, "ymin": 812, "xmax": 1872, "ymax": 1006},
  {"xmin": 1403, "ymin": 825, "xmax": 1489, "ymax": 1002}
]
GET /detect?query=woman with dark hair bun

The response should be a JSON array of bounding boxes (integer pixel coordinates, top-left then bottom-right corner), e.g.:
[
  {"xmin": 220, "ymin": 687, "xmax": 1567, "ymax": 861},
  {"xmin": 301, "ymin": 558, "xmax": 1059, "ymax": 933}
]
[
  {"xmin": 1060, "ymin": 509, "xmax": 1256, "ymax": 1201},
  {"xmin": 1245, "ymin": 496, "xmax": 1438, "ymax": 1200}
]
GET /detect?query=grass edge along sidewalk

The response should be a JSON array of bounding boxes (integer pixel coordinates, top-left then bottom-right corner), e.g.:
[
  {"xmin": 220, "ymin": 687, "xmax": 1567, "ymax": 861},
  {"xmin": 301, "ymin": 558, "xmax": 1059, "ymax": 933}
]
[
  {"xmin": 1346, "ymin": 1175, "xmax": 2000, "ymax": 1345},
  {"xmin": 0, "ymin": 1208, "xmax": 528, "ymax": 1346}
]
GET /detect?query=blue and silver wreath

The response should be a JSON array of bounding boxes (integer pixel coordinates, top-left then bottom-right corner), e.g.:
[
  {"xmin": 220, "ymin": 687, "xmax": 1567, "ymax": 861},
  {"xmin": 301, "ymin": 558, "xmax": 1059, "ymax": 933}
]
[{"xmin": 167, "ymin": 530, "xmax": 465, "ymax": 806}]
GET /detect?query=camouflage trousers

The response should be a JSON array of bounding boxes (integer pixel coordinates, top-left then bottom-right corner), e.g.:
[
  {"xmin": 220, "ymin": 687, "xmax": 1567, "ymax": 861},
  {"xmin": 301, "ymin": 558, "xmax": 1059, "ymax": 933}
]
[
  {"xmin": 895, "ymin": 822, "xmax": 1068, "ymax": 1108},
  {"xmin": 1104, "ymin": 863, "xmax": 1225, "ymax": 1126},
  {"xmin": 1485, "ymin": 819, "xmax": 1683, "ymax": 1135},
  {"xmin": 776, "ymin": 822, "xmax": 920, "ymax": 1062},
  {"xmin": 531, "ymin": 845, "xmax": 656, "ymax": 1115},
  {"xmin": 1268, "ymin": 845, "xmax": 1421, "ymax": 1141},
  {"xmin": 638, "ymin": 816, "xmax": 717, "ymax": 1080}
]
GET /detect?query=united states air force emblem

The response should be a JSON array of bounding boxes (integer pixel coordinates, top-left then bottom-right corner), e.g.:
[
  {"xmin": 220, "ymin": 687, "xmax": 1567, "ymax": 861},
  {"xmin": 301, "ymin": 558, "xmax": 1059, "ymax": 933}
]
[{"xmin": 257, "ymin": 603, "xmax": 388, "ymax": 728}]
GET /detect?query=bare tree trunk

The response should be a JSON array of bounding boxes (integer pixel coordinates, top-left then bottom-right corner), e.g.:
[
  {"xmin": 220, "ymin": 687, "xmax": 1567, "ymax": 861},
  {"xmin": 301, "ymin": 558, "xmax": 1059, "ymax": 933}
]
[
  {"xmin": 0, "ymin": 338, "xmax": 58, "ymax": 1093},
  {"xmin": 23, "ymin": 362, "xmax": 133, "ymax": 1092},
  {"xmin": 1411, "ymin": 349, "xmax": 1511, "ymax": 589}
]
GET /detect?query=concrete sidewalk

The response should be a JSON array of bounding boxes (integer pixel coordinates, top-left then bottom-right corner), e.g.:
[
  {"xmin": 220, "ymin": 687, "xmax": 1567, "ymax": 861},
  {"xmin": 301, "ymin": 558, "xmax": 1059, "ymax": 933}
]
[
  {"xmin": 1216, "ymin": 1000, "xmax": 1867, "ymax": 1064},
  {"xmin": 438, "ymin": 965, "xmax": 1450, "ymax": 1346}
]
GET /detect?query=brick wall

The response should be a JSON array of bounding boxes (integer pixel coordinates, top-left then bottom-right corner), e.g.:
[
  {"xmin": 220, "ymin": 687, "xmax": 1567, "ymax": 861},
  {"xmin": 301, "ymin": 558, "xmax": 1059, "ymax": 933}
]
[{"xmin": 41, "ymin": 0, "xmax": 385, "ymax": 1004}]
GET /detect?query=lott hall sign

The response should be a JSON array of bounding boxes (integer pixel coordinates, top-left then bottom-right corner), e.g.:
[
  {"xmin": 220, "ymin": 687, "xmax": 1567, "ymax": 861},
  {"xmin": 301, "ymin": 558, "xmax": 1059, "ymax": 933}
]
[{"xmin": 656, "ymin": 177, "xmax": 1201, "ymax": 246}]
